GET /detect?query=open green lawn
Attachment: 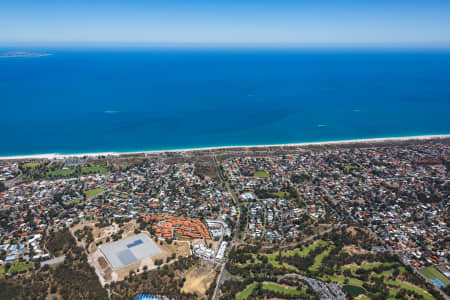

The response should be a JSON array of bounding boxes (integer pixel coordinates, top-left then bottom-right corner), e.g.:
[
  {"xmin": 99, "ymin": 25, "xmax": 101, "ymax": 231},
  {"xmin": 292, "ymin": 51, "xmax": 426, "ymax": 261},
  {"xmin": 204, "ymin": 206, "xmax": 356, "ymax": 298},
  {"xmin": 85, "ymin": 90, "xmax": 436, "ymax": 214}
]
[
  {"xmin": 236, "ymin": 283, "xmax": 257, "ymax": 300},
  {"xmin": 48, "ymin": 168, "xmax": 75, "ymax": 177},
  {"xmin": 284, "ymin": 240, "xmax": 328, "ymax": 257},
  {"xmin": 84, "ymin": 188, "xmax": 104, "ymax": 199},
  {"xmin": 253, "ymin": 170, "xmax": 269, "ymax": 178},
  {"xmin": 341, "ymin": 262, "xmax": 400, "ymax": 272},
  {"xmin": 236, "ymin": 282, "xmax": 307, "ymax": 300},
  {"xmin": 344, "ymin": 165, "xmax": 359, "ymax": 173},
  {"xmin": 235, "ymin": 243, "xmax": 436, "ymax": 300},
  {"xmin": 66, "ymin": 197, "xmax": 84, "ymax": 205},
  {"xmin": 420, "ymin": 266, "xmax": 450, "ymax": 286},
  {"xmin": 309, "ymin": 245, "xmax": 335, "ymax": 271},
  {"xmin": 324, "ymin": 275, "xmax": 365, "ymax": 287},
  {"xmin": 386, "ymin": 280, "xmax": 434, "ymax": 300},
  {"xmin": 239, "ymin": 254, "xmax": 299, "ymax": 273},
  {"xmin": 325, "ymin": 263, "xmax": 435, "ymax": 300},
  {"xmin": 22, "ymin": 161, "xmax": 44, "ymax": 169},
  {"xmin": 266, "ymin": 257, "xmax": 299, "ymax": 272},
  {"xmin": 240, "ymin": 240, "xmax": 329, "ymax": 273},
  {"xmin": 271, "ymin": 191, "xmax": 290, "ymax": 198},
  {"xmin": 0, "ymin": 261, "xmax": 33, "ymax": 278},
  {"xmin": 262, "ymin": 283, "xmax": 307, "ymax": 296},
  {"xmin": 343, "ymin": 285, "xmax": 367, "ymax": 297},
  {"xmin": 81, "ymin": 166, "xmax": 109, "ymax": 174},
  {"xmin": 374, "ymin": 266, "xmax": 406, "ymax": 278}
]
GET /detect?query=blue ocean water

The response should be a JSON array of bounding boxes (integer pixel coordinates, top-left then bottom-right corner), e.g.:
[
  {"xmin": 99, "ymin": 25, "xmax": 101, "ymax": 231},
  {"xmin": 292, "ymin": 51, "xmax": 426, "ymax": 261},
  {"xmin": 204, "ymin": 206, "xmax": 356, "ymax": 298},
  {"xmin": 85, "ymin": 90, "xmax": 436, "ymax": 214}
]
[{"xmin": 1, "ymin": 48, "xmax": 450, "ymax": 156}]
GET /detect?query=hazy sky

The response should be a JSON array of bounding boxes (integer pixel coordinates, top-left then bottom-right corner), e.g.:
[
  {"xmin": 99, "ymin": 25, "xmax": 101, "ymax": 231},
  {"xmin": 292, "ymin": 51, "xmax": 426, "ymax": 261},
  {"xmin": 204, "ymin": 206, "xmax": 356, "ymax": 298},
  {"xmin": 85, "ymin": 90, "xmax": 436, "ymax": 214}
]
[{"xmin": 2, "ymin": 0, "xmax": 450, "ymax": 45}]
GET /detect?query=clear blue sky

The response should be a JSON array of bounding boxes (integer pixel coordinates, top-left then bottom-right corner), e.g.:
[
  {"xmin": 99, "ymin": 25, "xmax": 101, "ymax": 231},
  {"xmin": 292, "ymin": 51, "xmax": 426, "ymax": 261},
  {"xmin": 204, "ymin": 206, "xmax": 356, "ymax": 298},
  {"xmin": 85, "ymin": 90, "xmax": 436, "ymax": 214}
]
[{"xmin": 1, "ymin": 0, "xmax": 450, "ymax": 46}]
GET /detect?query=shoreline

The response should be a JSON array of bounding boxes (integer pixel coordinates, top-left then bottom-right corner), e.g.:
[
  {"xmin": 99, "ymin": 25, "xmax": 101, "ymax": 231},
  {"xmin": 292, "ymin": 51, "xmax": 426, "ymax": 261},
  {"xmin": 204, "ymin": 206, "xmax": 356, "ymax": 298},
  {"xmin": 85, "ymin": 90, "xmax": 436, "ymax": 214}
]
[{"xmin": 1, "ymin": 134, "xmax": 449, "ymax": 161}]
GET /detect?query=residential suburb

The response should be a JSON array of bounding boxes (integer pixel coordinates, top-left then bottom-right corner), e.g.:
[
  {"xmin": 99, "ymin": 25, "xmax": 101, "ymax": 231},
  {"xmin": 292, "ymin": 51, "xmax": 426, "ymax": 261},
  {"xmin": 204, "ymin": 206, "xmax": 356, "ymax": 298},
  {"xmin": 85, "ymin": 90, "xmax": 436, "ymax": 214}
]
[{"xmin": 0, "ymin": 138, "xmax": 449, "ymax": 300}]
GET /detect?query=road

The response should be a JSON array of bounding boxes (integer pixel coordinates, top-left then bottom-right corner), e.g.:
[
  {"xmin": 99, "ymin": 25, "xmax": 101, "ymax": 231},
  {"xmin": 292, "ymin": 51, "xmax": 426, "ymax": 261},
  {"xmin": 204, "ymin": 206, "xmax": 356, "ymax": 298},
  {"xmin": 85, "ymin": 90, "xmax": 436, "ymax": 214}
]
[
  {"xmin": 211, "ymin": 154, "xmax": 241, "ymax": 300},
  {"xmin": 6, "ymin": 168, "xmax": 23, "ymax": 187},
  {"xmin": 40, "ymin": 255, "xmax": 66, "ymax": 267}
]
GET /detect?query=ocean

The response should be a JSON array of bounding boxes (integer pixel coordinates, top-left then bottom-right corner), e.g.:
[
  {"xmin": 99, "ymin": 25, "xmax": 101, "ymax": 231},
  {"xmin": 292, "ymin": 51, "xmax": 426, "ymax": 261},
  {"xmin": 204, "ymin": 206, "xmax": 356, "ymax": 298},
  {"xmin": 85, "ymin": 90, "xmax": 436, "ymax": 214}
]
[{"xmin": 1, "ymin": 47, "xmax": 450, "ymax": 156}]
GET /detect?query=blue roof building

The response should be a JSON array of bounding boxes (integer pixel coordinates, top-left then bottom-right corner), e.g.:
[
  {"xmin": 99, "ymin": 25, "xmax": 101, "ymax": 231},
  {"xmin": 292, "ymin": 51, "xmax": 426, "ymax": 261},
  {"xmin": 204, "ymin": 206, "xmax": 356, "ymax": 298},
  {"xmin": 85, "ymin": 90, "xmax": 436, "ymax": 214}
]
[
  {"xmin": 136, "ymin": 295, "xmax": 165, "ymax": 300},
  {"xmin": 5, "ymin": 255, "xmax": 17, "ymax": 262}
]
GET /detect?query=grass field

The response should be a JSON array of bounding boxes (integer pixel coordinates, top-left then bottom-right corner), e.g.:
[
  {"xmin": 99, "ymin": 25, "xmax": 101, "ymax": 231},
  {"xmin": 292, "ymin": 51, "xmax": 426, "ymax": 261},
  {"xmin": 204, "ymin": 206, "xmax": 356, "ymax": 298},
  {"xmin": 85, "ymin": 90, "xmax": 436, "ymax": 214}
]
[
  {"xmin": 22, "ymin": 161, "xmax": 45, "ymax": 169},
  {"xmin": 344, "ymin": 165, "xmax": 359, "ymax": 173},
  {"xmin": 324, "ymin": 275, "xmax": 365, "ymax": 286},
  {"xmin": 81, "ymin": 166, "xmax": 109, "ymax": 174},
  {"xmin": 0, "ymin": 261, "xmax": 33, "ymax": 278},
  {"xmin": 66, "ymin": 197, "xmax": 84, "ymax": 205},
  {"xmin": 325, "ymin": 274, "xmax": 434, "ymax": 300},
  {"xmin": 386, "ymin": 279, "xmax": 434, "ymax": 300},
  {"xmin": 343, "ymin": 285, "xmax": 367, "ymax": 297},
  {"xmin": 239, "ymin": 254, "xmax": 298, "ymax": 272},
  {"xmin": 253, "ymin": 170, "xmax": 269, "ymax": 178},
  {"xmin": 309, "ymin": 245, "xmax": 335, "ymax": 271},
  {"xmin": 84, "ymin": 188, "xmax": 104, "ymax": 199},
  {"xmin": 375, "ymin": 266, "xmax": 406, "ymax": 278},
  {"xmin": 420, "ymin": 266, "xmax": 450, "ymax": 286},
  {"xmin": 48, "ymin": 168, "xmax": 75, "ymax": 177},
  {"xmin": 271, "ymin": 191, "xmax": 290, "ymax": 198},
  {"xmin": 262, "ymin": 282, "xmax": 307, "ymax": 296},
  {"xmin": 236, "ymin": 282, "xmax": 306, "ymax": 300},
  {"xmin": 284, "ymin": 240, "xmax": 328, "ymax": 257},
  {"xmin": 234, "ymin": 240, "xmax": 436, "ymax": 300},
  {"xmin": 325, "ymin": 264, "xmax": 434, "ymax": 300},
  {"xmin": 236, "ymin": 283, "xmax": 258, "ymax": 300},
  {"xmin": 239, "ymin": 240, "xmax": 328, "ymax": 273},
  {"xmin": 341, "ymin": 262, "xmax": 400, "ymax": 272}
]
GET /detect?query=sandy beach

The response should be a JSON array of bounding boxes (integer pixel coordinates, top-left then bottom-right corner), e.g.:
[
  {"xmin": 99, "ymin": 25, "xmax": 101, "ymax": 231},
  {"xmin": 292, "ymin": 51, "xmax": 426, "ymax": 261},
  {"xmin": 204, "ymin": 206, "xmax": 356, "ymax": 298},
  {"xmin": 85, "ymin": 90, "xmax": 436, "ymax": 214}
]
[{"xmin": 1, "ymin": 134, "xmax": 449, "ymax": 161}]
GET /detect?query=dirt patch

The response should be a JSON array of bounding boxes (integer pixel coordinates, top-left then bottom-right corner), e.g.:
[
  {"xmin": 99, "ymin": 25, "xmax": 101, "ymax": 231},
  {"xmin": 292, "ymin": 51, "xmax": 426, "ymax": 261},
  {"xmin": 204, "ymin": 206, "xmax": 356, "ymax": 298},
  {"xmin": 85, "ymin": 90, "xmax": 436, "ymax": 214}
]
[
  {"xmin": 121, "ymin": 220, "xmax": 136, "ymax": 237},
  {"xmin": 98, "ymin": 257, "xmax": 108, "ymax": 269},
  {"xmin": 343, "ymin": 245, "xmax": 368, "ymax": 255},
  {"xmin": 104, "ymin": 267, "xmax": 112, "ymax": 281},
  {"xmin": 46, "ymin": 293, "xmax": 62, "ymax": 300},
  {"xmin": 158, "ymin": 240, "xmax": 191, "ymax": 257},
  {"xmin": 345, "ymin": 226, "xmax": 368, "ymax": 236},
  {"xmin": 181, "ymin": 261, "xmax": 217, "ymax": 297}
]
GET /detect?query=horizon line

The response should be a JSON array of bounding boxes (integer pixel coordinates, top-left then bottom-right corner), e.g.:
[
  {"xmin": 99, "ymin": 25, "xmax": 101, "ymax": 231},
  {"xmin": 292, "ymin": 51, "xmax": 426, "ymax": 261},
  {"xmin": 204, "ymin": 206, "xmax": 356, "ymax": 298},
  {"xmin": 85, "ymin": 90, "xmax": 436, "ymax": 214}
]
[{"xmin": 2, "ymin": 41, "xmax": 450, "ymax": 49}]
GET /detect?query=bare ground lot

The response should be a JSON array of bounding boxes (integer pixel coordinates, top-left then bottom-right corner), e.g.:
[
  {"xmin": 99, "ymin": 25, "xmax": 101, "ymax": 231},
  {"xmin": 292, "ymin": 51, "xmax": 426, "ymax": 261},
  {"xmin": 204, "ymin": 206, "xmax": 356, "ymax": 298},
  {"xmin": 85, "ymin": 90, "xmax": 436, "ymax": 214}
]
[
  {"xmin": 158, "ymin": 239, "xmax": 192, "ymax": 257},
  {"xmin": 181, "ymin": 261, "xmax": 217, "ymax": 298},
  {"xmin": 89, "ymin": 232, "xmax": 167, "ymax": 285},
  {"xmin": 84, "ymin": 224, "xmax": 192, "ymax": 285},
  {"xmin": 343, "ymin": 245, "xmax": 369, "ymax": 255}
]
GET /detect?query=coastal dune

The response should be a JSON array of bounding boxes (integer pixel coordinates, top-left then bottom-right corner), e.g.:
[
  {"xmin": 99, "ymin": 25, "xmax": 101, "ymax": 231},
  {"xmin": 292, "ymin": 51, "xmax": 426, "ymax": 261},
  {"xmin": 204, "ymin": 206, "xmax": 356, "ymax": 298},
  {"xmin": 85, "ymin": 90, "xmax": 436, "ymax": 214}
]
[{"xmin": 1, "ymin": 134, "xmax": 449, "ymax": 161}]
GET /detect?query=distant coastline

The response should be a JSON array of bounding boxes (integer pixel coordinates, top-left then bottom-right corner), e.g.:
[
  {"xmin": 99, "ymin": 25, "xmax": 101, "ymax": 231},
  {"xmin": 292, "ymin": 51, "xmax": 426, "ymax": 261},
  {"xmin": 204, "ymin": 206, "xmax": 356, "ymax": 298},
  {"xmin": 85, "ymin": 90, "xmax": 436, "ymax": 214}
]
[
  {"xmin": 0, "ymin": 51, "xmax": 52, "ymax": 58},
  {"xmin": 1, "ymin": 134, "xmax": 449, "ymax": 161}
]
